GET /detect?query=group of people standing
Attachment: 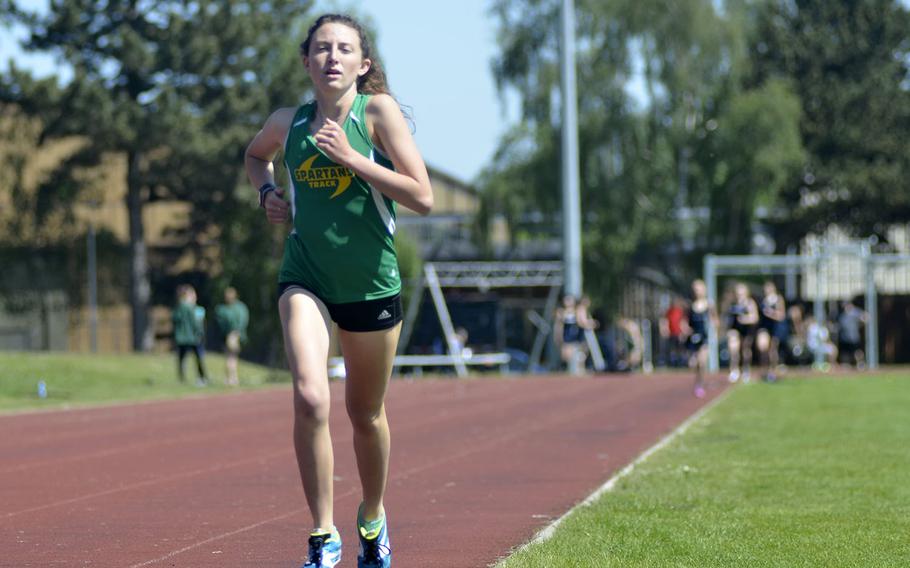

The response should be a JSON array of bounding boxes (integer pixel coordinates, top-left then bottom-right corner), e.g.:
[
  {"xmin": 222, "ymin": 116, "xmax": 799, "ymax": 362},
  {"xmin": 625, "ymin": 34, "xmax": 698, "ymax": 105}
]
[{"xmin": 172, "ymin": 285, "xmax": 249, "ymax": 387}]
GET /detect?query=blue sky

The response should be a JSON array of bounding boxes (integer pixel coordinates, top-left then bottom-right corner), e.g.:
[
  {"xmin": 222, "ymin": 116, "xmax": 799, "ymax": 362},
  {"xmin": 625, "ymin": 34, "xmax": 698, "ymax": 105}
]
[
  {"xmin": 350, "ymin": 1, "xmax": 520, "ymax": 182},
  {"xmin": 0, "ymin": 0, "xmax": 518, "ymax": 183}
]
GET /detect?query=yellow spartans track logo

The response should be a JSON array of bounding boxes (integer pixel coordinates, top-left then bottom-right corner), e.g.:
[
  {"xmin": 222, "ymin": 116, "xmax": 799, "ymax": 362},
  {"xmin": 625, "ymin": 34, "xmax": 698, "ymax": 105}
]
[{"xmin": 295, "ymin": 154, "xmax": 354, "ymax": 198}]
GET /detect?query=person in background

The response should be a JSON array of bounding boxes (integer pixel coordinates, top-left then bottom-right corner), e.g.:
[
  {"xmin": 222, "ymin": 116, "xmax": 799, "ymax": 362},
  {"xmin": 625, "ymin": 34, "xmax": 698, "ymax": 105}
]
[
  {"xmin": 837, "ymin": 299, "xmax": 867, "ymax": 369},
  {"xmin": 784, "ymin": 303, "xmax": 811, "ymax": 366},
  {"xmin": 451, "ymin": 326, "xmax": 472, "ymax": 359},
  {"xmin": 215, "ymin": 287, "xmax": 249, "ymax": 386},
  {"xmin": 173, "ymin": 284, "xmax": 208, "ymax": 386},
  {"xmin": 555, "ymin": 294, "xmax": 585, "ymax": 373},
  {"xmin": 616, "ymin": 317, "xmax": 644, "ymax": 372},
  {"xmin": 725, "ymin": 282, "xmax": 759, "ymax": 383},
  {"xmin": 554, "ymin": 294, "xmax": 599, "ymax": 373},
  {"xmin": 684, "ymin": 279, "xmax": 718, "ymax": 398},
  {"xmin": 661, "ymin": 296, "xmax": 686, "ymax": 368},
  {"xmin": 756, "ymin": 281, "xmax": 787, "ymax": 382},
  {"xmin": 806, "ymin": 314, "xmax": 838, "ymax": 371}
]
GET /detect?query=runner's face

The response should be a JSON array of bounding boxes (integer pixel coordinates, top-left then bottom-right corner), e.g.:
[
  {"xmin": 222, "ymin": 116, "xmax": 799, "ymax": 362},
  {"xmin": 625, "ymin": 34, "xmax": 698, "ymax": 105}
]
[
  {"xmin": 735, "ymin": 285, "xmax": 747, "ymax": 301},
  {"xmin": 304, "ymin": 23, "xmax": 370, "ymax": 92}
]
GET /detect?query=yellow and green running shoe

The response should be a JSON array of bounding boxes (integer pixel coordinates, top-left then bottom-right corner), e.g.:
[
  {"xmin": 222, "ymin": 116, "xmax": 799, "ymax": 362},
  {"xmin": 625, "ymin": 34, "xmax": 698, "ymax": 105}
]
[{"xmin": 357, "ymin": 504, "xmax": 391, "ymax": 568}]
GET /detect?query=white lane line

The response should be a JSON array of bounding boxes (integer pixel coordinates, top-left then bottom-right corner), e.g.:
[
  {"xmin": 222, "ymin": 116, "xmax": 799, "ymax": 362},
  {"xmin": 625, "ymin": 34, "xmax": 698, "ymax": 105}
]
[
  {"xmin": 125, "ymin": 508, "xmax": 304, "ymax": 568},
  {"xmin": 499, "ymin": 386, "xmax": 735, "ymax": 563},
  {"xmin": 125, "ymin": 486, "xmax": 361, "ymax": 568}
]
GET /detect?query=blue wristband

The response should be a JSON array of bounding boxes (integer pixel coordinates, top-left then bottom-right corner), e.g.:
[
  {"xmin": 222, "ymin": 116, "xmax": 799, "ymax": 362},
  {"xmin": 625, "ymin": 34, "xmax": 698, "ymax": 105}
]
[{"xmin": 258, "ymin": 183, "xmax": 277, "ymax": 208}]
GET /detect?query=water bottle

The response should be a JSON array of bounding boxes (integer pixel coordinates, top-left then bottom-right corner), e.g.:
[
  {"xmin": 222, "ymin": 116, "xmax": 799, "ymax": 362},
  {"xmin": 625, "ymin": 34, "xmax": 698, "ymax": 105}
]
[{"xmin": 37, "ymin": 380, "xmax": 48, "ymax": 399}]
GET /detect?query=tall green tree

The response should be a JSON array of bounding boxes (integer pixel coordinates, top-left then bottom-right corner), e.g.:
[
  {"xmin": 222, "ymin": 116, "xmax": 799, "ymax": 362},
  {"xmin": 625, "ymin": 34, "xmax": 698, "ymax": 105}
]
[
  {"xmin": 749, "ymin": 0, "xmax": 910, "ymax": 242},
  {"xmin": 699, "ymin": 79, "xmax": 804, "ymax": 252},
  {"xmin": 483, "ymin": 0, "xmax": 804, "ymax": 304},
  {"xmin": 1, "ymin": 0, "xmax": 314, "ymax": 350}
]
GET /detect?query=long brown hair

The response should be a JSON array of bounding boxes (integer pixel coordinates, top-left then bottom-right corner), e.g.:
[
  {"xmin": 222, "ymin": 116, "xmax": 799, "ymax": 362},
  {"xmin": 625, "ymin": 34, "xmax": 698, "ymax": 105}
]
[{"xmin": 300, "ymin": 14, "xmax": 390, "ymax": 95}]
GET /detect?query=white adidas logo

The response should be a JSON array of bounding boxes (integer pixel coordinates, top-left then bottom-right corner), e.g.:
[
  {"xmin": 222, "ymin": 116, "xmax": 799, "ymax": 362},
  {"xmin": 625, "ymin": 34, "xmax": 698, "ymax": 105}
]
[{"xmin": 377, "ymin": 309, "xmax": 392, "ymax": 320}]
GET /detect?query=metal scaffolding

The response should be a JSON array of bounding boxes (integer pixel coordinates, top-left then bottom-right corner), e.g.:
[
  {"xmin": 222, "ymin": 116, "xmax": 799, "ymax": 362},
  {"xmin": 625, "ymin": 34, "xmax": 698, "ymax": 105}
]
[{"xmin": 398, "ymin": 261, "xmax": 603, "ymax": 377}]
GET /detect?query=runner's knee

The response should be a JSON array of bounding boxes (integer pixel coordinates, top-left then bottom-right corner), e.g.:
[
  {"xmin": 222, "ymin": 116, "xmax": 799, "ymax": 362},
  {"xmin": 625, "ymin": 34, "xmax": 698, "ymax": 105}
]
[
  {"xmin": 346, "ymin": 399, "xmax": 383, "ymax": 432},
  {"xmin": 294, "ymin": 385, "xmax": 330, "ymax": 423}
]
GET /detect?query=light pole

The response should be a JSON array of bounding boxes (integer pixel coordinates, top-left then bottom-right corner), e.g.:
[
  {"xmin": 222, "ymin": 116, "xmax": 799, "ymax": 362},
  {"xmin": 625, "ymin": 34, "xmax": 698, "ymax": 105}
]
[
  {"xmin": 560, "ymin": 0, "xmax": 582, "ymax": 299},
  {"xmin": 86, "ymin": 201, "xmax": 99, "ymax": 352}
]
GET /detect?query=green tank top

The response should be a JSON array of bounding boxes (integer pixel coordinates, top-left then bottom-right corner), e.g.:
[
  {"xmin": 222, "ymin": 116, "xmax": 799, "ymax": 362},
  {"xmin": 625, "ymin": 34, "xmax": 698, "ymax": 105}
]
[{"xmin": 278, "ymin": 94, "xmax": 401, "ymax": 303}]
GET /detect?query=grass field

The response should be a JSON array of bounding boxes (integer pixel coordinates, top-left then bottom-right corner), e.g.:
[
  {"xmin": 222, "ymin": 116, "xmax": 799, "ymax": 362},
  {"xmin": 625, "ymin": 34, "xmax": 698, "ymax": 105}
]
[
  {"xmin": 0, "ymin": 352, "xmax": 291, "ymax": 412},
  {"xmin": 499, "ymin": 371, "xmax": 910, "ymax": 568}
]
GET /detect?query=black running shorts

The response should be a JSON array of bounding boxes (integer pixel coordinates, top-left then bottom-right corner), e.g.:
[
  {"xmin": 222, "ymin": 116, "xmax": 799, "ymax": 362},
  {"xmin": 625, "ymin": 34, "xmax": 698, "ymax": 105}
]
[{"xmin": 278, "ymin": 282, "xmax": 402, "ymax": 332}]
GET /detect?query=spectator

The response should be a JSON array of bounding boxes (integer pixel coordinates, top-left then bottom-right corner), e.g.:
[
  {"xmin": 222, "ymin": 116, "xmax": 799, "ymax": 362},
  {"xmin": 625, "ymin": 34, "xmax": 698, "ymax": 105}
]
[
  {"xmin": 837, "ymin": 300, "xmax": 867, "ymax": 369},
  {"xmin": 215, "ymin": 287, "xmax": 249, "ymax": 386},
  {"xmin": 661, "ymin": 296, "xmax": 686, "ymax": 368},
  {"xmin": 555, "ymin": 294, "xmax": 585, "ymax": 374},
  {"xmin": 806, "ymin": 315, "xmax": 838, "ymax": 371},
  {"xmin": 785, "ymin": 303, "xmax": 811, "ymax": 366},
  {"xmin": 616, "ymin": 317, "xmax": 643, "ymax": 371},
  {"xmin": 172, "ymin": 284, "xmax": 208, "ymax": 386},
  {"xmin": 451, "ymin": 326, "xmax": 472, "ymax": 358}
]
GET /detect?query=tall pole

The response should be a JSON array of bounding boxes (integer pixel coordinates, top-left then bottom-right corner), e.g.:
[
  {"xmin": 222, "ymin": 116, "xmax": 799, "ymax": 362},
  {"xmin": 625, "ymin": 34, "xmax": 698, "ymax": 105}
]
[
  {"xmin": 704, "ymin": 255, "xmax": 719, "ymax": 373},
  {"xmin": 862, "ymin": 241, "xmax": 879, "ymax": 369},
  {"xmin": 87, "ymin": 223, "xmax": 98, "ymax": 352},
  {"xmin": 813, "ymin": 251, "xmax": 825, "ymax": 368},
  {"xmin": 560, "ymin": 0, "xmax": 583, "ymax": 298}
]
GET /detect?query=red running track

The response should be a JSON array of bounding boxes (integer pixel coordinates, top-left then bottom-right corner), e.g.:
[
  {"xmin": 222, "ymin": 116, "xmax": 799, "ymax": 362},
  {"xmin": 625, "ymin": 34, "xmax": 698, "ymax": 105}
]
[{"xmin": 0, "ymin": 373, "xmax": 724, "ymax": 567}]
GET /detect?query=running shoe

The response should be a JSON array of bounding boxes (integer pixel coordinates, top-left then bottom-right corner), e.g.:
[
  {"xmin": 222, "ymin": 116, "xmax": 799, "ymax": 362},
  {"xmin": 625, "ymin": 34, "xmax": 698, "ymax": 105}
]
[
  {"xmin": 694, "ymin": 385, "xmax": 706, "ymax": 398},
  {"xmin": 728, "ymin": 369, "xmax": 740, "ymax": 383},
  {"xmin": 302, "ymin": 528, "xmax": 342, "ymax": 568},
  {"xmin": 357, "ymin": 509, "xmax": 391, "ymax": 568}
]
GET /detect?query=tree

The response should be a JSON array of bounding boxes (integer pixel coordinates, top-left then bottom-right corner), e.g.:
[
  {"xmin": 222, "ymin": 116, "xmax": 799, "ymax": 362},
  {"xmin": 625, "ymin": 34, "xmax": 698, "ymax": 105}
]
[
  {"xmin": 484, "ymin": 0, "xmax": 675, "ymax": 303},
  {"xmin": 699, "ymin": 79, "xmax": 804, "ymax": 252},
  {"xmin": 749, "ymin": 0, "xmax": 910, "ymax": 242},
  {"xmin": 483, "ymin": 0, "xmax": 805, "ymax": 304},
  {"xmin": 1, "ymin": 0, "xmax": 314, "ymax": 350}
]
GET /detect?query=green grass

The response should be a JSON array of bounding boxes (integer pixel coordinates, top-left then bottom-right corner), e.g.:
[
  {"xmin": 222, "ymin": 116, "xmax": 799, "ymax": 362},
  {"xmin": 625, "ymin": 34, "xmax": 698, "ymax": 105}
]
[
  {"xmin": 499, "ymin": 371, "xmax": 910, "ymax": 568},
  {"xmin": 0, "ymin": 352, "xmax": 291, "ymax": 412}
]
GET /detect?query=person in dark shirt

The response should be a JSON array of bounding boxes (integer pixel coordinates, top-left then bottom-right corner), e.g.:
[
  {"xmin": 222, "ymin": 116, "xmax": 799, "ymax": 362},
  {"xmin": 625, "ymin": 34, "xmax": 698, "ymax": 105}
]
[
  {"xmin": 172, "ymin": 284, "xmax": 208, "ymax": 386},
  {"xmin": 756, "ymin": 281, "xmax": 787, "ymax": 382},
  {"xmin": 837, "ymin": 300, "xmax": 867, "ymax": 368},
  {"xmin": 684, "ymin": 279, "xmax": 718, "ymax": 398},
  {"xmin": 726, "ymin": 282, "xmax": 759, "ymax": 383}
]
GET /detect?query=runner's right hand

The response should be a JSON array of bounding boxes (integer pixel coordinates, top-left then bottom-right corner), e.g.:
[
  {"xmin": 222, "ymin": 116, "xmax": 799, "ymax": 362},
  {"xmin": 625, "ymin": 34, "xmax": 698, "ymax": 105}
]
[{"xmin": 265, "ymin": 187, "xmax": 289, "ymax": 224}]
